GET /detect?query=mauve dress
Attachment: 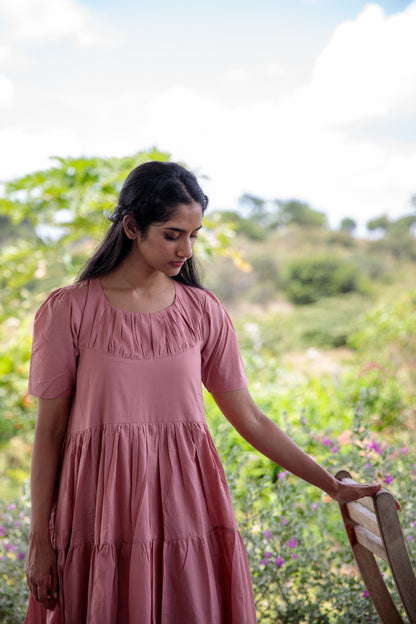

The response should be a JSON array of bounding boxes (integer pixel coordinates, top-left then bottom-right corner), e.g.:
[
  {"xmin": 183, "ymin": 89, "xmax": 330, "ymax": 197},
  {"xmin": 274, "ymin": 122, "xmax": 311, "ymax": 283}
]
[{"xmin": 25, "ymin": 278, "xmax": 257, "ymax": 624}]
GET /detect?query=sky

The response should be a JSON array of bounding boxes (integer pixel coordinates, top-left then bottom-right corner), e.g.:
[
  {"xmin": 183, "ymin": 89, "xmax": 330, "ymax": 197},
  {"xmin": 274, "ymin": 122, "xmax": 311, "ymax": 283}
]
[{"xmin": 0, "ymin": 0, "xmax": 415, "ymax": 229}]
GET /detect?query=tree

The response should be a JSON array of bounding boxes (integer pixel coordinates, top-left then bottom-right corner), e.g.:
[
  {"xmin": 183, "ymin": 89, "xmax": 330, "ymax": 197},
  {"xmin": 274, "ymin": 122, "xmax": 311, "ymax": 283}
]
[
  {"xmin": 340, "ymin": 217, "xmax": 357, "ymax": 235},
  {"xmin": 366, "ymin": 214, "xmax": 390, "ymax": 235},
  {"xmin": 275, "ymin": 199, "xmax": 327, "ymax": 228}
]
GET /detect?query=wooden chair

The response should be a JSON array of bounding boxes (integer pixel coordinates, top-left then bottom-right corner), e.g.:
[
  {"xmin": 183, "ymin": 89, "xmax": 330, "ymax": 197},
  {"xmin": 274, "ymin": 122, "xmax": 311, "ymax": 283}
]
[{"xmin": 335, "ymin": 469, "xmax": 416, "ymax": 624}]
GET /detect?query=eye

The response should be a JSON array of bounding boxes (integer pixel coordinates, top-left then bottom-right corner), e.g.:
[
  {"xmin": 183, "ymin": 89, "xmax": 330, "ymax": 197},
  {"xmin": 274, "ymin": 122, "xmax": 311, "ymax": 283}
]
[
  {"xmin": 164, "ymin": 233, "xmax": 179, "ymax": 241},
  {"xmin": 191, "ymin": 233, "xmax": 199, "ymax": 240}
]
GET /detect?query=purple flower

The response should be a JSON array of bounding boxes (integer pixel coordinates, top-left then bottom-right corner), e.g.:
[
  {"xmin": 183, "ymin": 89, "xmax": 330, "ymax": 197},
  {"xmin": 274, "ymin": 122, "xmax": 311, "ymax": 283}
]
[
  {"xmin": 406, "ymin": 535, "xmax": 414, "ymax": 542},
  {"xmin": 367, "ymin": 441, "xmax": 382, "ymax": 455},
  {"xmin": 8, "ymin": 503, "xmax": 16, "ymax": 511},
  {"xmin": 311, "ymin": 503, "xmax": 318, "ymax": 511},
  {"xmin": 275, "ymin": 557, "xmax": 284, "ymax": 568},
  {"xmin": 17, "ymin": 551, "xmax": 25, "ymax": 560},
  {"xmin": 0, "ymin": 526, "xmax": 6, "ymax": 537},
  {"xmin": 260, "ymin": 558, "xmax": 269, "ymax": 565},
  {"xmin": 363, "ymin": 590, "xmax": 369, "ymax": 598},
  {"xmin": 14, "ymin": 521, "xmax": 21, "ymax": 528},
  {"xmin": 331, "ymin": 446, "xmax": 339, "ymax": 454},
  {"xmin": 264, "ymin": 551, "xmax": 273, "ymax": 558},
  {"xmin": 292, "ymin": 553, "xmax": 298, "ymax": 560},
  {"xmin": 281, "ymin": 516, "xmax": 288, "ymax": 526},
  {"xmin": 322, "ymin": 438, "xmax": 332, "ymax": 447},
  {"xmin": 401, "ymin": 447, "xmax": 408, "ymax": 455},
  {"xmin": 278, "ymin": 471, "xmax": 287, "ymax": 480},
  {"xmin": 263, "ymin": 530, "xmax": 273, "ymax": 540},
  {"xmin": 383, "ymin": 475, "xmax": 394, "ymax": 485},
  {"xmin": 286, "ymin": 538, "xmax": 297, "ymax": 549}
]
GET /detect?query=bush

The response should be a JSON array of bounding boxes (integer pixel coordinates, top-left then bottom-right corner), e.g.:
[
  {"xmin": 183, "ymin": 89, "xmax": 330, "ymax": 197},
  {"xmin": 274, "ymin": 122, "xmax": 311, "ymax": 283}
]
[
  {"xmin": 0, "ymin": 490, "xmax": 30, "ymax": 623},
  {"xmin": 212, "ymin": 406, "xmax": 415, "ymax": 623},
  {"xmin": 285, "ymin": 258, "xmax": 364, "ymax": 305}
]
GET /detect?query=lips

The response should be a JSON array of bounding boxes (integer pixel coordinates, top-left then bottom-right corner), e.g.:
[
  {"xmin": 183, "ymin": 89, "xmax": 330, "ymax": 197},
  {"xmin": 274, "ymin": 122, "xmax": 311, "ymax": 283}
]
[{"xmin": 170, "ymin": 261, "xmax": 184, "ymax": 268}]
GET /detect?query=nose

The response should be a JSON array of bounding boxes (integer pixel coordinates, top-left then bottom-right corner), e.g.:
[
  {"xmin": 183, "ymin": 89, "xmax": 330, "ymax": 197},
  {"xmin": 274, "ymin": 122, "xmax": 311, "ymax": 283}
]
[{"xmin": 177, "ymin": 237, "xmax": 193, "ymax": 259}]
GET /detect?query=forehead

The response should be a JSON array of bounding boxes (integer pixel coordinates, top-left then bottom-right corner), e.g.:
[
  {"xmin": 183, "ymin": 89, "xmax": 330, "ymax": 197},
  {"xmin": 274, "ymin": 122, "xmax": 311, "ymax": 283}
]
[{"xmin": 162, "ymin": 201, "xmax": 203, "ymax": 229}]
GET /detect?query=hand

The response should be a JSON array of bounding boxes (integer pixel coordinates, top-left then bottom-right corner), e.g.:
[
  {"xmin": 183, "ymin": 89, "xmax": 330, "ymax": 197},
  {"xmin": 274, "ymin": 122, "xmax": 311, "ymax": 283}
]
[
  {"xmin": 333, "ymin": 480, "xmax": 382, "ymax": 504},
  {"xmin": 332, "ymin": 480, "xmax": 401, "ymax": 510},
  {"xmin": 25, "ymin": 536, "xmax": 58, "ymax": 610}
]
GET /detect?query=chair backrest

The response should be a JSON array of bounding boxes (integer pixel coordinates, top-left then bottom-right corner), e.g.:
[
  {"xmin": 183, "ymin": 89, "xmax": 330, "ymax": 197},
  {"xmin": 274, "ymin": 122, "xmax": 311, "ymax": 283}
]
[{"xmin": 336, "ymin": 469, "xmax": 416, "ymax": 624}]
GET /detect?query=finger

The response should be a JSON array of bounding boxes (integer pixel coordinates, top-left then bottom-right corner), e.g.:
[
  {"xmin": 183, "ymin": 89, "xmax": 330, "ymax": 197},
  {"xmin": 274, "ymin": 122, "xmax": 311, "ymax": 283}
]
[
  {"xmin": 37, "ymin": 580, "xmax": 51, "ymax": 608},
  {"xmin": 50, "ymin": 566, "xmax": 59, "ymax": 607}
]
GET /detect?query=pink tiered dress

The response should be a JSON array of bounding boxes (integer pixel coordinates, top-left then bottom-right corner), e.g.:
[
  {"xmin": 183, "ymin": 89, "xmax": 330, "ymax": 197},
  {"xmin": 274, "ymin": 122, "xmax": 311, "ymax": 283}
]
[{"xmin": 25, "ymin": 278, "xmax": 257, "ymax": 624}]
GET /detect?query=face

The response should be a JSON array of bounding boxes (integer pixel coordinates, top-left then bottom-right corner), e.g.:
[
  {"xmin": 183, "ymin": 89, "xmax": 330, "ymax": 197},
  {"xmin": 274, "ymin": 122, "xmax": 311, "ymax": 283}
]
[{"xmin": 124, "ymin": 201, "xmax": 203, "ymax": 277}]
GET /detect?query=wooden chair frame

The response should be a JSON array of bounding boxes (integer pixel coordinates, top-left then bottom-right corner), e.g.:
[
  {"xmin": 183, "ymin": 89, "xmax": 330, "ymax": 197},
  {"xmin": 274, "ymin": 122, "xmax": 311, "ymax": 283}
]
[{"xmin": 336, "ymin": 469, "xmax": 416, "ymax": 624}]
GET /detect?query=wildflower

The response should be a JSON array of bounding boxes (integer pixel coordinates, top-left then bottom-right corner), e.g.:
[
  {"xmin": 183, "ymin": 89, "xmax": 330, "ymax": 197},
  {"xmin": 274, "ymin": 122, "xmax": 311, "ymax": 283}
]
[
  {"xmin": 286, "ymin": 538, "xmax": 297, "ymax": 549},
  {"xmin": 292, "ymin": 553, "xmax": 298, "ymax": 560},
  {"xmin": 363, "ymin": 590, "xmax": 369, "ymax": 598},
  {"xmin": 17, "ymin": 551, "xmax": 26, "ymax": 560},
  {"xmin": 331, "ymin": 446, "xmax": 339, "ymax": 454},
  {"xmin": 311, "ymin": 503, "xmax": 318, "ymax": 511},
  {"xmin": 263, "ymin": 530, "xmax": 273, "ymax": 540},
  {"xmin": 322, "ymin": 438, "xmax": 332, "ymax": 447},
  {"xmin": 383, "ymin": 475, "xmax": 394, "ymax": 485},
  {"xmin": 406, "ymin": 535, "xmax": 414, "ymax": 542},
  {"xmin": 8, "ymin": 503, "xmax": 16, "ymax": 511},
  {"xmin": 367, "ymin": 441, "xmax": 382, "ymax": 455},
  {"xmin": 15, "ymin": 521, "xmax": 21, "ymax": 528},
  {"xmin": 0, "ymin": 526, "xmax": 6, "ymax": 537},
  {"xmin": 401, "ymin": 447, "xmax": 408, "ymax": 455},
  {"xmin": 261, "ymin": 552, "xmax": 273, "ymax": 564},
  {"xmin": 281, "ymin": 516, "xmax": 288, "ymax": 526},
  {"xmin": 275, "ymin": 557, "xmax": 284, "ymax": 568},
  {"xmin": 413, "ymin": 521, "xmax": 416, "ymax": 528},
  {"xmin": 278, "ymin": 471, "xmax": 287, "ymax": 480}
]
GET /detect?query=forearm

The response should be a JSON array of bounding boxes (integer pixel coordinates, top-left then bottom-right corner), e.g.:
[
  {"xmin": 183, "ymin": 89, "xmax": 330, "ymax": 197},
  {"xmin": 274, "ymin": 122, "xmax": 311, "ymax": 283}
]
[
  {"xmin": 213, "ymin": 388, "xmax": 382, "ymax": 504},
  {"xmin": 234, "ymin": 411, "xmax": 339, "ymax": 497},
  {"xmin": 29, "ymin": 397, "xmax": 71, "ymax": 540}
]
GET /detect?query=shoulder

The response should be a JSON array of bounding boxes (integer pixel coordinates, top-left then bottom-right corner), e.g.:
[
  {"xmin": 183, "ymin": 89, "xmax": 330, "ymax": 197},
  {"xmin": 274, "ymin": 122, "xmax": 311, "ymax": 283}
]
[
  {"xmin": 176, "ymin": 283, "xmax": 225, "ymax": 315},
  {"xmin": 34, "ymin": 280, "xmax": 92, "ymax": 321}
]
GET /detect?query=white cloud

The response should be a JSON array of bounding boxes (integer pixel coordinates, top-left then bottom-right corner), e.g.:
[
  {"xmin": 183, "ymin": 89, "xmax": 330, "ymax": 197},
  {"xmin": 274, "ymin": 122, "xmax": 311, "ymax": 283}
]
[
  {"xmin": 0, "ymin": 75, "xmax": 14, "ymax": 107},
  {"xmin": 0, "ymin": 0, "xmax": 114, "ymax": 46},
  {"xmin": 226, "ymin": 68, "xmax": 249, "ymax": 82},
  {"xmin": 0, "ymin": 127, "xmax": 79, "ymax": 180},
  {"xmin": 298, "ymin": 3, "xmax": 416, "ymax": 125}
]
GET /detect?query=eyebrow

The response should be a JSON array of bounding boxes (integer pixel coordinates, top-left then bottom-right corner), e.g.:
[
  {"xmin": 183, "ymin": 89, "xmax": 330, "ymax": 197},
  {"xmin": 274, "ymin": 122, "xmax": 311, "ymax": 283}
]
[{"xmin": 163, "ymin": 225, "xmax": 203, "ymax": 233}]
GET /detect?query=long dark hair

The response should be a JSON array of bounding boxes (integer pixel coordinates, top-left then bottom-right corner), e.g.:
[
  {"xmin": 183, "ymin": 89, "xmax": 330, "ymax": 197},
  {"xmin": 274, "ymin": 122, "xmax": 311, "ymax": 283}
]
[{"xmin": 77, "ymin": 161, "xmax": 209, "ymax": 288}]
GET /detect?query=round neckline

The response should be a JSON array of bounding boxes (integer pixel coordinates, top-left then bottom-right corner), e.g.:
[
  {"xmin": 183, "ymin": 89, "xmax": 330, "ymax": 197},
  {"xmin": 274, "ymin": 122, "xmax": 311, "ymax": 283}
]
[{"xmin": 95, "ymin": 277, "xmax": 178, "ymax": 316}]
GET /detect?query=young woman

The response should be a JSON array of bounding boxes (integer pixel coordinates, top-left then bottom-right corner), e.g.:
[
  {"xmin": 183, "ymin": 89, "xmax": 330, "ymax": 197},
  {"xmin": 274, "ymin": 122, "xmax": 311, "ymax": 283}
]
[{"xmin": 25, "ymin": 161, "xmax": 381, "ymax": 623}]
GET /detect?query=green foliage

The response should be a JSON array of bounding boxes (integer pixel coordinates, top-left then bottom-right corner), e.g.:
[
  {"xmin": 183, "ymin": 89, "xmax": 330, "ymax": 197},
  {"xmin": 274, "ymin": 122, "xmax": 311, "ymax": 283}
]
[
  {"xmin": 340, "ymin": 217, "xmax": 357, "ymax": 235},
  {"xmin": 276, "ymin": 199, "xmax": 327, "ymax": 229},
  {"xmin": 0, "ymin": 490, "xmax": 30, "ymax": 623},
  {"xmin": 285, "ymin": 257, "xmax": 364, "ymax": 305},
  {"xmin": 348, "ymin": 289, "xmax": 416, "ymax": 402},
  {"xmin": 206, "ymin": 399, "xmax": 415, "ymax": 623}
]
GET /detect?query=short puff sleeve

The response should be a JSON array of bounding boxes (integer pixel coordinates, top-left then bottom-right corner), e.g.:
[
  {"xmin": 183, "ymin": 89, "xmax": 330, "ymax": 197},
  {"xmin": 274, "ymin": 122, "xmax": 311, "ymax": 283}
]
[
  {"xmin": 28, "ymin": 287, "xmax": 83, "ymax": 398},
  {"xmin": 201, "ymin": 290, "xmax": 248, "ymax": 393}
]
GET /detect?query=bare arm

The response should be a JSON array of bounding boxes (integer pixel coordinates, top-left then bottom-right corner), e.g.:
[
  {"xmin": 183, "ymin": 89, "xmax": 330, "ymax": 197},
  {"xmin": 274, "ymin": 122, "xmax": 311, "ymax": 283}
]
[
  {"xmin": 25, "ymin": 396, "xmax": 72, "ymax": 610},
  {"xmin": 212, "ymin": 387, "xmax": 382, "ymax": 503}
]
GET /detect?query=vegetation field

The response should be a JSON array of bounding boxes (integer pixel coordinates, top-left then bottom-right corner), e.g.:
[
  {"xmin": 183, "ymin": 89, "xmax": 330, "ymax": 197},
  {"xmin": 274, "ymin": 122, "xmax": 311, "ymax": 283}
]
[{"xmin": 1, "ymin": 149, "xmax": 415, "ymax": 622}]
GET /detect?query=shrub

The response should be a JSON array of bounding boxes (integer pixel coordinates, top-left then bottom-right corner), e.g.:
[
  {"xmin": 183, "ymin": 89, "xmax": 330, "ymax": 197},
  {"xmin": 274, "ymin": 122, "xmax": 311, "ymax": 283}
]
[
  {"xmin": 0, "ymin": 489, "xmax": 30, "ymax": 624},
  {"xmin": 285, "ymin": 258, "xmax": 363, "ymax": 304}
]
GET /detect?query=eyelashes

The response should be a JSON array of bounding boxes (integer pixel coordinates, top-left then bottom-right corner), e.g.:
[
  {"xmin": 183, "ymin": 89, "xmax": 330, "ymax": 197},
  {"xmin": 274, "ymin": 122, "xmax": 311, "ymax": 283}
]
[{"xmin": 164, "ymin": 233, "xmax": 198, "ymax": 241}]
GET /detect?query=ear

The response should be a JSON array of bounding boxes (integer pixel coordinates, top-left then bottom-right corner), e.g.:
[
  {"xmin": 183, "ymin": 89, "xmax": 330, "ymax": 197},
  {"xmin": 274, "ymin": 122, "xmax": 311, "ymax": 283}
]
[{"xmin": 122, "ymin": 215, "xmax": 139, "ymax": 240}]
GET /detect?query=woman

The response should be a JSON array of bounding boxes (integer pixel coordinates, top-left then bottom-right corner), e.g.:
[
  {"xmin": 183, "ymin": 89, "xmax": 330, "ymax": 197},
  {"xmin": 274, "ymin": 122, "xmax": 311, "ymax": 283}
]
[{"xmin": 25, "ymin": 161, "xmax": 381, "ymax": 623}]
